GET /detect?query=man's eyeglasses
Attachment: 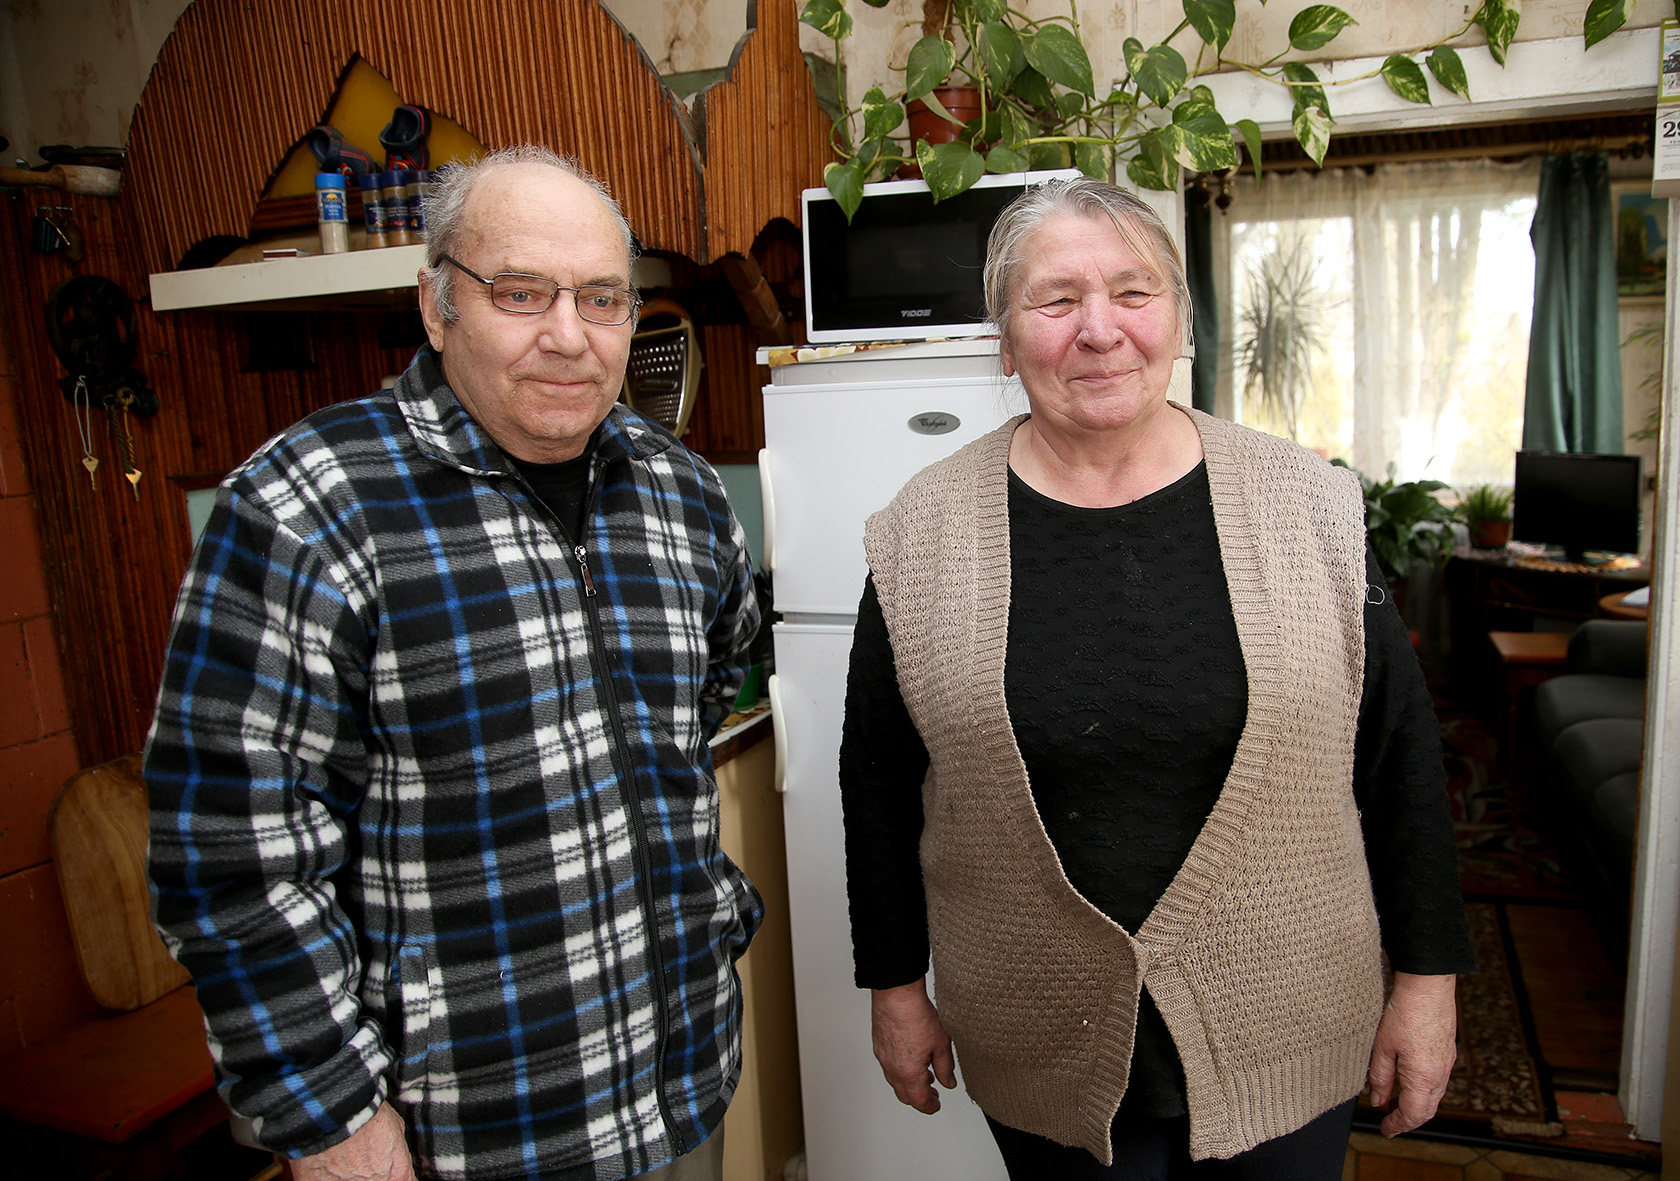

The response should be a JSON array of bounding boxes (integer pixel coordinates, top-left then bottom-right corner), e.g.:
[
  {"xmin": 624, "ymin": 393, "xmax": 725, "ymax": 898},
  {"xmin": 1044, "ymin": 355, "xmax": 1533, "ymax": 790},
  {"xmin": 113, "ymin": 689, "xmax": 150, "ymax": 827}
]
[{"xmin": 439, "ymin": 255, "xmax": 640, "ymax": 325}]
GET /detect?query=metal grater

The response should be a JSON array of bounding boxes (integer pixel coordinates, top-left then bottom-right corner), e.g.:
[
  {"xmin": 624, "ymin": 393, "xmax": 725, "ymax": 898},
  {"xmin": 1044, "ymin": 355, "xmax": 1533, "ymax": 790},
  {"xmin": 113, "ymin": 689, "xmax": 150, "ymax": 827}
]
[{"xmin": 624, "ymin": 325, "xmax": 692, "ymax": 433}]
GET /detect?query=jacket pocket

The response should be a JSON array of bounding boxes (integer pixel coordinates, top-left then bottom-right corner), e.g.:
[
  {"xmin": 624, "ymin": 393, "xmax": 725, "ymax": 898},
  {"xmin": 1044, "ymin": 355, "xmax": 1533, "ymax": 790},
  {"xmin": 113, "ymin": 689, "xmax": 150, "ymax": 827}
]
[{"xmin": 389, "ymin": 941, "xmax": 438, "ymax": 1099}]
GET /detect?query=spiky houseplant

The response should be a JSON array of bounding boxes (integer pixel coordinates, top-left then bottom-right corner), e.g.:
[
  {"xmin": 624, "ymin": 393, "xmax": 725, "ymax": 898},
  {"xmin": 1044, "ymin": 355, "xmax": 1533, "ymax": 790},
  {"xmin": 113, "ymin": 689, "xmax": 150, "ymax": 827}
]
[
  {"xmin": 1459, "ymin": 483, "xmax": 1514, "ymax": 549},
  {"xmin": 1236, "ymin": 234, "xmax": 1326, "ymax": 443},
  {"xmin": 799, "ymin": 0, "xmax": 1633, "ymax": 217}
]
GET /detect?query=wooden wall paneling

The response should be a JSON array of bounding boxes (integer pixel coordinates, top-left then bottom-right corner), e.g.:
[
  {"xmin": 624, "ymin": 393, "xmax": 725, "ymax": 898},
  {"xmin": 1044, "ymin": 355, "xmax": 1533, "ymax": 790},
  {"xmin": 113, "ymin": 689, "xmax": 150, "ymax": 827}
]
[
  {"xmin": 124, "ymin": 0, "xmax": 709, "ymax": 273},
  {"xmin": 2, "ymin": 188, "xmax": 415, "ymax": 765},
  {"xmin": 684, "ymin": 323, "xmax": 767, "ymax": 466},
  {"xmin": 697, "ymin": 0, "xmax": 831, "ymax": 261}
]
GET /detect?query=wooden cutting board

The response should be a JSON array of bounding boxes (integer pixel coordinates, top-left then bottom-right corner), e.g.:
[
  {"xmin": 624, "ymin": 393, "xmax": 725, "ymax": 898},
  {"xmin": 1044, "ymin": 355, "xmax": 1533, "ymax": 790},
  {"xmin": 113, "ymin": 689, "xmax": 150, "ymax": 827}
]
[{"xmin": 50, "ymin": 754, "xmax": 191, "ymax": 1011}]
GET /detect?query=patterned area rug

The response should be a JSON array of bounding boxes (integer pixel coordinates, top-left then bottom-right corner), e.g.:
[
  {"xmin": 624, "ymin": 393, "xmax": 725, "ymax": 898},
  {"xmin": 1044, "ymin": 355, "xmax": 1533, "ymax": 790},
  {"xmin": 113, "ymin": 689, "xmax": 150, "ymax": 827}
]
[
  {"xmin": 1437, "ymin": 903, "xmax": 1555, "ymax": 1135},
  {"xmin": 1440, "ymin": 708, "xmax": 1577, "ymax": 902}
]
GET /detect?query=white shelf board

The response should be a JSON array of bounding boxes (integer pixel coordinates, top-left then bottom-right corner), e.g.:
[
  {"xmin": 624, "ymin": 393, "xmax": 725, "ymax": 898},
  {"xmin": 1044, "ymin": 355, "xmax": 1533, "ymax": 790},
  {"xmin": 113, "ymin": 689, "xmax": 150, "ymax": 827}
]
[{"xmin": 149, "ymin": 244, "xmax": 428, "ymax": 311}]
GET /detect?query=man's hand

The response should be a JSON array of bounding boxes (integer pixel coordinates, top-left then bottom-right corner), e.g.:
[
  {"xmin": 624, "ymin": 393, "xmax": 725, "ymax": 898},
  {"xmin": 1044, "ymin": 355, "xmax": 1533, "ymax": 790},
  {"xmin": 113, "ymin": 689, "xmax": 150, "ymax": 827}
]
[
  {"xmin": 1367, "ymin": 972, "xmax": 1459, "ymax": 1138},
  {"xmin": 871, "ymin": 978, "xmax": 958, "ymax": 1114},
  {"xmin": 288, "ymin": 1102, "xmax": 415, "ymax": 1181}
]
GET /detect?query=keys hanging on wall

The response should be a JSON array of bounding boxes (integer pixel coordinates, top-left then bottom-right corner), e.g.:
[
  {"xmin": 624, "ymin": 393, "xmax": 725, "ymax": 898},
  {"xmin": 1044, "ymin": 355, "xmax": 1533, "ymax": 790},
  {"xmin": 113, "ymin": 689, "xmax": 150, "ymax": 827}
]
[
  {"xmin": 72, "ymin": 375, "xmax": 98, "ymax": 491},
  {"xmin": 46, "ymin": 275, "xmax": 161, "ymax": 500},
  {"xmin": 108, "ymin": 386, "xmax": 142, "ymax": 498}
]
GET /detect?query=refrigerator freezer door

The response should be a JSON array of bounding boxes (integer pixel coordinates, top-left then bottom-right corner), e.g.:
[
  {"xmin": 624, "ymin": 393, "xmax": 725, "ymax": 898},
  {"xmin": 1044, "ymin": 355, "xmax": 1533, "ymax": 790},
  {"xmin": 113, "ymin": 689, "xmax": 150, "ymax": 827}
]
[
  {"xmin": 762, "ymin": 376, "xmax": 1023, "ymax": 617},
  {"xmin": 772, "ymin": 622, "xmax": 1006, "ymax": 1181}
]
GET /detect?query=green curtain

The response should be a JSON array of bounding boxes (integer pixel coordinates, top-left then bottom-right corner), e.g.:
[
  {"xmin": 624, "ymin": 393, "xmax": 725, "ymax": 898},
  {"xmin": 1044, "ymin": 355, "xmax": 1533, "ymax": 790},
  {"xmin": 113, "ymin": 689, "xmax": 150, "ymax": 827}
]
[
  {"xmin": 1184, "ymin": 195, "xmax": 1219, "ymax": 414},
  {"xmin": 1522, "ymin": 152, "xmax": 1623, "ymax": 453}
]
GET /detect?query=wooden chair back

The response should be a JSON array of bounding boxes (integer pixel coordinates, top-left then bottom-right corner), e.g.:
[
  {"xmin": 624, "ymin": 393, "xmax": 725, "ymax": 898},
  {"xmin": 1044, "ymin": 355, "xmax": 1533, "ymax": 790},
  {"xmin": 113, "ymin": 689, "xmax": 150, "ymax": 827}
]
[{"xmin": 49, "ymin": 754, "xmax": 191, "ymax": 1011}]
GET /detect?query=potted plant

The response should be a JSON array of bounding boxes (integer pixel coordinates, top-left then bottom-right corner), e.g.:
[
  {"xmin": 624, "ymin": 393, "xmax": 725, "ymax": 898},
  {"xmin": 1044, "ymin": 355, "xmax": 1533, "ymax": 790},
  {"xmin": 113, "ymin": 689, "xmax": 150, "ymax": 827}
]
[
  {"xmin": 798, "ymin": 0, "xmax": 1616, "ymax": 217},
  {"xmin": 1459, "ymin": 483, "xmax": 1514, "ymax": 550},
  {"xmin": 1336, "ymin": 461, "xmax": 1462, "ymax": 585}
]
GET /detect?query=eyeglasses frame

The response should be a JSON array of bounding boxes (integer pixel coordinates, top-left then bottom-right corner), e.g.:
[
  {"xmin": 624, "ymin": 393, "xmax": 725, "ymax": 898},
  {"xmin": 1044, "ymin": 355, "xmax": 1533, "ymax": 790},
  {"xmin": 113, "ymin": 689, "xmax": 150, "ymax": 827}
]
[{"xmin": 438, "ymin": 254, "xmax": 641, "ymax": 325}]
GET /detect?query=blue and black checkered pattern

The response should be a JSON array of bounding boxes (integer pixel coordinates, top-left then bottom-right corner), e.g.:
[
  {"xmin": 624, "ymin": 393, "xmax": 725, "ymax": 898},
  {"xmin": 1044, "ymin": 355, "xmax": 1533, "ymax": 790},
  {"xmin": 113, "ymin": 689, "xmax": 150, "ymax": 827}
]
[{"xmin": 145, "ymin": 347, "xmax": 761, "ymax": 1180}]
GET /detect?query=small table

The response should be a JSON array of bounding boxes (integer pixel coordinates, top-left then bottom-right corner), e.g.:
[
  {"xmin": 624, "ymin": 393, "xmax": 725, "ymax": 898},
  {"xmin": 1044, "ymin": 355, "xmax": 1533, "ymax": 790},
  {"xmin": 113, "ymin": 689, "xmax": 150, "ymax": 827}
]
[
  {"xmin": 1599, "ymin": 590, "xmax": 1650, "ymax": 620},
  {"xmin": 1488, "ymin": 630, "xmax": 1571, "ymax": 757}
]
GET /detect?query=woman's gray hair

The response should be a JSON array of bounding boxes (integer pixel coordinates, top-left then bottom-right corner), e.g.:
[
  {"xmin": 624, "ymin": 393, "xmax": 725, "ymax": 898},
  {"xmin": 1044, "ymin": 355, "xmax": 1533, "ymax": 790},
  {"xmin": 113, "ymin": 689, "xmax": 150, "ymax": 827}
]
[
  {"xmin": 983, "ymin": 176, "xmax": 1191, "ymax": 349},
  {"xmin": 422, "ymin": 145, "xmax": 637, "ymax": 322}
]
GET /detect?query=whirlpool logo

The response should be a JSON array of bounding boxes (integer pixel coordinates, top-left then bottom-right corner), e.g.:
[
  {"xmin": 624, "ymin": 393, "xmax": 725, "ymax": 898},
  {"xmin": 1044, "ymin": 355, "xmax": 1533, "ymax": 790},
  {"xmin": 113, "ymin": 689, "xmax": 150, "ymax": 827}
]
[{"xmin": 908, "ymin": 413, "xmax": 960, "ymax": 436}]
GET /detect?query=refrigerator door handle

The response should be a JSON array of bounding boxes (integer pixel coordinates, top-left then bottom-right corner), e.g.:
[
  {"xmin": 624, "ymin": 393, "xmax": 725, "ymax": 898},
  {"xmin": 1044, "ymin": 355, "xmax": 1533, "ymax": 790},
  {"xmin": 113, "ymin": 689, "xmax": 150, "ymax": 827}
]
[
  {"xmin": 768, "ymin": 672, "xmax": 787, "ymax": 793},
  {"xmin": 758, "ymin": 447, "xmax": 776, "ymax": 572}
]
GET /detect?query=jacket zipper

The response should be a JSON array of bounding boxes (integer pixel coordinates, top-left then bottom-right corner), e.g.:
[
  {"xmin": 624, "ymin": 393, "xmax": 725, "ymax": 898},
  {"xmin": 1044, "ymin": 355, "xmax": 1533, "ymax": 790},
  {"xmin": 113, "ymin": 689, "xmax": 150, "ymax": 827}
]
[{"xmin": 551, "ymin": 478, "xmax": 681, "ymax": 1153}]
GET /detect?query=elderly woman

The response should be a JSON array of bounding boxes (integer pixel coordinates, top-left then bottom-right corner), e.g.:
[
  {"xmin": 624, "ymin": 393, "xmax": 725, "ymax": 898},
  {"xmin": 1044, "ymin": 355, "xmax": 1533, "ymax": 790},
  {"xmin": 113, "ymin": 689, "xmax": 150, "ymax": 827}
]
[{"xmin": 838, "ymin": 176, "xmax": 1474, "ymax": 1179}]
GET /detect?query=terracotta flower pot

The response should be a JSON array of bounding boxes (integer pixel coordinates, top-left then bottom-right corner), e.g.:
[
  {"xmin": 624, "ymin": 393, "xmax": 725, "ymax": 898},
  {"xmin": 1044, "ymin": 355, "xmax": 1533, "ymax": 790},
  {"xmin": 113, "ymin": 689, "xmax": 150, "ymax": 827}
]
[
  {"xmin": 1469, "ymin": 520, "xmax": 1512, "ymax": 550},
  {"xmin": 897, "ymin": 85, "xmax": 985, "ymax": 178}
]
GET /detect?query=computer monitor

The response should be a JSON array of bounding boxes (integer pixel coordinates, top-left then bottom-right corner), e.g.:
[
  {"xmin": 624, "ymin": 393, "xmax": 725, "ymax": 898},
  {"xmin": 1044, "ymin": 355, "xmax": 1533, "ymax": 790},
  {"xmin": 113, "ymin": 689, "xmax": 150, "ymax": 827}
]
[{"xmin": 1510, "ymin": 450, "xmax": 1642, "ymax": 564}]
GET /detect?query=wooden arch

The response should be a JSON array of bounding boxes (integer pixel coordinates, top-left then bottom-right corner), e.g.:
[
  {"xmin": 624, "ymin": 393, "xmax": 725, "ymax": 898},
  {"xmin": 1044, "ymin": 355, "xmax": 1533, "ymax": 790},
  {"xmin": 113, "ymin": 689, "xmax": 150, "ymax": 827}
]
[{"xmin": 123, "ymin": 0, "xmax": 831, "ymax": 273}]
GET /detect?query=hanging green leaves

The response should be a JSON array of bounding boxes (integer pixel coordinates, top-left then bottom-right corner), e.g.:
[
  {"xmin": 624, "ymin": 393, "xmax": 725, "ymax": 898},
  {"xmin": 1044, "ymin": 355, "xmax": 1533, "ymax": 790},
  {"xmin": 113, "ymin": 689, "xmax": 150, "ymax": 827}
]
[
  {"xmin": 861, "ymin": 87, "xmax": 905, "ymax": 141},
  {"xmin": 1380, "ymin": 55, "xmax": 1431, "ymax": 104},
  {"xmin": 1287, "ymin": 5, "xmax": 1358, "ymax": 52},
  {"xmin": 1126, "ymin": 131, "xmax": 1176, "ymax": 191},
  {"xmin": 919, "ymin": 140, "xmax": 986, "ymax": 201},
  {"xmin": 1024, "ymin": 24, "xmax": 1095, "ymax": 96},
  {"xmin": 1293, "ymin": 104, "xmax": 1331, "ymax": 165},
  {"xmin": 1073, "ymin": 140, "xmax": 1112, "ymax": 180},
  {"xmin": 1183, "ymin": 0, "xmax": 1237, "ymax": 54},
  {"xmin": 805, "ymin": 0, "xmax": 1619, "ymax": 212},
  {"xmin": 1163, "ymin": 96, "xmax": 1241, "ymax": 172},
  {"xmin": 1583, "ymin": 0, "xmax": 1629, "ymax": 49},
  {"xmin": 1010, "ymin": 66, "xmax": 1057, "ymax": 112},
  {"xmin": 1123, "ymin": 37, "xmax": 1189, "ymax": 107},
  {"xmin": 977, "ymin": 21, "xmax": 1023, "ymax": 88},
  {"xmin": 986, "ymin": 144, "xmax": 1031, "ymax": 174},
  {"xmin": 905, "ymin": 35, "xmax": 957, "ymax": 101},
  {"xmin": 1425, "ymin": 47, "xmax": 1470, "ymax": 100},
  {"xmin": 1235, "ymin": 117, "xmax": 1264, "ymax": 181},
  {"xmin": 1474, "ymin": 0, "xmax": 1519, "ymax": 65},
  {"xmin": 798, "ymin": 0, "xmax": 852, "ymax": 40},
  {"xmin": 823, "ymin": 160, "xmax": 865, "ymax": 221},
  {"xmin": 1281, "ymin": 62, "xmax": 1329, "ymax": 114}
]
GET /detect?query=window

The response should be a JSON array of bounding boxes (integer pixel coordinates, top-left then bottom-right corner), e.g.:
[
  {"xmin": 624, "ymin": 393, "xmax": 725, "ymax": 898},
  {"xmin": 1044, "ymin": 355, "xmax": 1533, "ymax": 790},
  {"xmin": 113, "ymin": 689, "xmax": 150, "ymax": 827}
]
[{"xmin": 1212, "ymin": 158, "xmax": 1542, "ymax": 487}]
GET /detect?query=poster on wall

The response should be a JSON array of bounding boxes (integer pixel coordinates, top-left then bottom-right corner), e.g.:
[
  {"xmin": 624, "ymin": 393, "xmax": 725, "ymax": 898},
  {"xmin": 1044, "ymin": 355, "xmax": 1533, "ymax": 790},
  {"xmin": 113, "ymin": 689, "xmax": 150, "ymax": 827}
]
[
  {"xmin": 1654, "ymin": 19, "xmax": 1680, "ymax": 196},
  {"xmin": 1616, "ymin": 189, "xmax": 1669, "ymax": 298}
]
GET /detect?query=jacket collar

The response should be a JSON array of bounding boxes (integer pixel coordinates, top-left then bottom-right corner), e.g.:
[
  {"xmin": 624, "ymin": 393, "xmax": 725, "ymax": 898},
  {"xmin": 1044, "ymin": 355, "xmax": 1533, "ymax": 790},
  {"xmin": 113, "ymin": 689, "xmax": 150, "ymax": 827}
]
[{"xmin": 391, "ymin": 345, "xmax": 674, "ymax": 476}]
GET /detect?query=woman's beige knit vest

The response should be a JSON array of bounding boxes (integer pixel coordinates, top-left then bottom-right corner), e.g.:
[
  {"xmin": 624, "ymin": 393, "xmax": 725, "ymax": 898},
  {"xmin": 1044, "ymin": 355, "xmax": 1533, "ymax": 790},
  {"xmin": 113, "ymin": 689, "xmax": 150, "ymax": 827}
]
[{"xmin": 863, "ymin": 405, "xmax": 1385, "ymax": 1163}]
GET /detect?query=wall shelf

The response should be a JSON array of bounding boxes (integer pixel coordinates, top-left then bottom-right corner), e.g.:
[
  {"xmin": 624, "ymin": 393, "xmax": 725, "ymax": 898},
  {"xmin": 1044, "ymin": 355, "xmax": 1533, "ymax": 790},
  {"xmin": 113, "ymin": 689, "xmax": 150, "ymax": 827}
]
[
  {"xmin": 148, "ymin": 244, "xmax": 429, "ymax": 312},
  {"xmin": 148, "ymin": 246, "xmax": 675, "ymax": 313}
]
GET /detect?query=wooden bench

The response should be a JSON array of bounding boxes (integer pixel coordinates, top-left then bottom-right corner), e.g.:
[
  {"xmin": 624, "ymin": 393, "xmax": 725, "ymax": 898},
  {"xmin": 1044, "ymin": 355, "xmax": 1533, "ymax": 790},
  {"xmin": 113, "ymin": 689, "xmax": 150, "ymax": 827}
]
[{"xmin": 0, "ymin": 755, "xmax": 231, "ymax": 1178}]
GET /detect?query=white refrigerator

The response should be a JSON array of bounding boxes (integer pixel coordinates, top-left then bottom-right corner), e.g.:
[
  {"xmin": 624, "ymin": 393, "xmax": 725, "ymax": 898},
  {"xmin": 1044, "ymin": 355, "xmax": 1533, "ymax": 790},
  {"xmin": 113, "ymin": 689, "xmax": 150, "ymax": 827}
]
[{"xmin": 760, "ymin": 340, "xmax": 1025, "ymax": 1181}]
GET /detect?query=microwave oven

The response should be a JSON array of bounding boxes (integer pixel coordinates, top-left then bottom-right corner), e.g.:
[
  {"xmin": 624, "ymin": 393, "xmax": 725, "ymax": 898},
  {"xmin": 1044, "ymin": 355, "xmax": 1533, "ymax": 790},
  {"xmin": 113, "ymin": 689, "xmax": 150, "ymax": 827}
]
[{"xmin": 801, "ymin": 169, "xmax": 1079, "ymax": 345}]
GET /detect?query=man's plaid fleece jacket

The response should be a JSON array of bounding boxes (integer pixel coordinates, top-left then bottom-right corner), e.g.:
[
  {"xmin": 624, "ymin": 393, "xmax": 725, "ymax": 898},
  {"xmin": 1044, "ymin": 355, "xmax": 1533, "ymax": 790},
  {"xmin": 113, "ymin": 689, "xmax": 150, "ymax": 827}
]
[{"xmin": 144, "ymin": 347, "xmax": 762, "ymax": 1180}]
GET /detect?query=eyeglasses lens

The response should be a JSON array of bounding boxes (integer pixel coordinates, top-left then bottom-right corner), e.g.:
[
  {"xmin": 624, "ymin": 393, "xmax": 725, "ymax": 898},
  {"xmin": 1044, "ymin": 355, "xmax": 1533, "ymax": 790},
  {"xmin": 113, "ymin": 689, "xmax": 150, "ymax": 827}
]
[{"xmin": 488, "ymin": 275, "xmax": 634, "ymax": 325}]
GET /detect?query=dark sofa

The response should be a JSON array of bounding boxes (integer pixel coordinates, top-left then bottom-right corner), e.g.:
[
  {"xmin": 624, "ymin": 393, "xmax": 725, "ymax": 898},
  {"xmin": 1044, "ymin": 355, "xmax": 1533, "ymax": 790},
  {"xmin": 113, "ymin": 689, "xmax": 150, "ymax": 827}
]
[{"xmin": 1532, "ymin": 619, "xmax": 1648, "ymax": 923}]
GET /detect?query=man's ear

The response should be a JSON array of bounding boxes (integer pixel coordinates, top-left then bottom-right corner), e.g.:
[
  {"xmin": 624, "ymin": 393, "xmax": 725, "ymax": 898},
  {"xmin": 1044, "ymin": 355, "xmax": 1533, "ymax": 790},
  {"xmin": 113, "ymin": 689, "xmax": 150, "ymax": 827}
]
[{"xmin": 418, "ymin": 269, "xmax": 448, "ymax": 352}]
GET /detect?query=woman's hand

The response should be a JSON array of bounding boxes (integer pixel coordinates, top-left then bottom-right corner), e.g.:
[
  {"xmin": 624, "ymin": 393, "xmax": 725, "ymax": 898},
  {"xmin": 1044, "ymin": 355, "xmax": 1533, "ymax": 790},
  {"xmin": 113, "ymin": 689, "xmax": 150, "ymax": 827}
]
[
  {"xmin": 871, "ymin": 978, "xmax": 958, "ymax": 1114},
  {"xmin": 1367, "ymin": 971, "xmax": 1458, "ymax": 1137}
]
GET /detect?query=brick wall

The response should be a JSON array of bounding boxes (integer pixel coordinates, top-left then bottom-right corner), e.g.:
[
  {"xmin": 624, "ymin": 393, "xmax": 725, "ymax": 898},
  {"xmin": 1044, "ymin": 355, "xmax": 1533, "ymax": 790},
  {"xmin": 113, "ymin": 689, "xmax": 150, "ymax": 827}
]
[{"xmin": 0, "ymin": 293, "xmax": 99, "ymax": 1056}]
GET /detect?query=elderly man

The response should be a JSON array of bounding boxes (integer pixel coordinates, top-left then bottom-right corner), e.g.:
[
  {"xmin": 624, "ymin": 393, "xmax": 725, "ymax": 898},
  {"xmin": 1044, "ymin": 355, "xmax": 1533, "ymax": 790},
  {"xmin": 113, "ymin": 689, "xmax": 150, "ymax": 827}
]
[{"xmin": 145, "ymin": 146, "xmax": 760, "ymax": 1181}]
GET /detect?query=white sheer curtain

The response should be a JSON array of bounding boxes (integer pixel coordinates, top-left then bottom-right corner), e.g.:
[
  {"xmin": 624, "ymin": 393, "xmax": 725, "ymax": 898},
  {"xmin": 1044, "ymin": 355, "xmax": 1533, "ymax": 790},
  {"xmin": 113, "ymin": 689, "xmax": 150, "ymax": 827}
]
[{"xmin": 1211, "ymin": 158, "xmax": 1542, "ymax": 485}]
